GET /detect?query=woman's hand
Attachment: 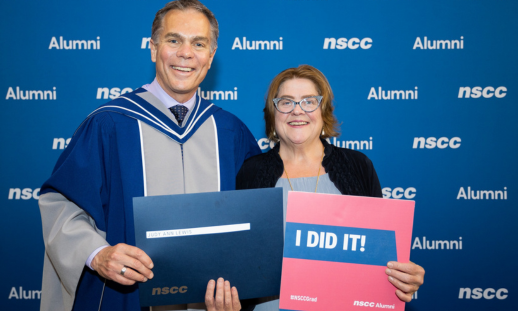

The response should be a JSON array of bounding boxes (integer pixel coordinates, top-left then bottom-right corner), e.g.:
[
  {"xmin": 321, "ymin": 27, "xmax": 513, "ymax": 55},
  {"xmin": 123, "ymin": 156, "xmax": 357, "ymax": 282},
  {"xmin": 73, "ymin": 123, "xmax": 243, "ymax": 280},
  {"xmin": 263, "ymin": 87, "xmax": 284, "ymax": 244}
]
[
  {"xmin": 385, "ymin": 261, "xmax": 425, "ymax": 302},
  {"xmin": 205, "ymin": 278, "xmax": 241, "ymax": 311}
]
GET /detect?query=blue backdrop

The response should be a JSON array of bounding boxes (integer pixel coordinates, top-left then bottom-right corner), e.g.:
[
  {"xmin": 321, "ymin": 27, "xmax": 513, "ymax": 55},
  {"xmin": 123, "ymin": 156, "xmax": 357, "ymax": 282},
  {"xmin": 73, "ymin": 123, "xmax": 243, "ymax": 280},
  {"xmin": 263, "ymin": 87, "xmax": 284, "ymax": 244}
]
[{"xmin": 1, "ymin": 0, "xmax": 516, "ymax": 310}]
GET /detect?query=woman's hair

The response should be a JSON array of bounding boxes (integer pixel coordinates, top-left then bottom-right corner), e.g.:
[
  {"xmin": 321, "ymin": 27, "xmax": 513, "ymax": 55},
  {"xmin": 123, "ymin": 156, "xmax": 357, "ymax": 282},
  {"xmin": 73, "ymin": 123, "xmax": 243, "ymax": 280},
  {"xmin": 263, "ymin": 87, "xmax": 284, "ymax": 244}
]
[{"xmin": 264, "ymin": 64, "xmax": 339, "ymax": 142}]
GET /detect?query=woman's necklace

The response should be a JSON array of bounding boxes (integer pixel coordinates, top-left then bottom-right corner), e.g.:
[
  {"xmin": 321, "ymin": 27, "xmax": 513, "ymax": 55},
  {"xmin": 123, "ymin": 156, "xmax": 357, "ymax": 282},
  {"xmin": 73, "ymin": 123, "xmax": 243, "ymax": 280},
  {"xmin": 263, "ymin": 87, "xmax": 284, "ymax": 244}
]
[{"xmin": 281, "ymin": 146, "xmax": 325, "ymax": 193}]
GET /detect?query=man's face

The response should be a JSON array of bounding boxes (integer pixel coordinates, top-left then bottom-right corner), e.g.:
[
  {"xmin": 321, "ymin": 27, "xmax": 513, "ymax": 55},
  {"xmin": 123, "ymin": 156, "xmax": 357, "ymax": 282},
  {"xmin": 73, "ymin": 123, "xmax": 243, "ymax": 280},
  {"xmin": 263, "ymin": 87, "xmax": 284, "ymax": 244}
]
[{"xmin": 151, "ymin": 9, "xmax": 216, "ymax": 103}]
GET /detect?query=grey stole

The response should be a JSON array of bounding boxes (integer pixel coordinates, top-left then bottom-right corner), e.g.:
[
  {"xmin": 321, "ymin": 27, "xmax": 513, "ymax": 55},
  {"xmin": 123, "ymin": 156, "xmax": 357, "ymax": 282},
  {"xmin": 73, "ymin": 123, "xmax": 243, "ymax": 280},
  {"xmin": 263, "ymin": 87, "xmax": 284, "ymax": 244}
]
[
  {"xmin": 136, "ymin": 91, "xmax": 220, "ymax": 196},
  {"xmin": 136, "ymin": 92, "xmax": 219, "ymax": 311}
]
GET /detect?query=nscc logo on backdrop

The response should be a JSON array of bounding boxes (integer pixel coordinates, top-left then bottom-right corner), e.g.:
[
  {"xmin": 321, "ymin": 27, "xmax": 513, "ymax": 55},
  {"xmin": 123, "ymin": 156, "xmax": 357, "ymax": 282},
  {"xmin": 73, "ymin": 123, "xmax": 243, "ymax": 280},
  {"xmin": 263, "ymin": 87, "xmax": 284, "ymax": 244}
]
[
  {"xmin": 458, "ymin": 86, "xmax": 507, "ymax": 98},
  {"xmin": 142, "ymin": 37, "xmax": 151, "ymax": 49},
  {"xmin": 382, "ymin": 187, "xmax": 416, "ymax": 199},
  {"xmin": 323, "ymin": 37, "xmax": 372, "ymax": 49},
  {"xmin": 52, "ymin": 138, "xmax": 71, "ymax": 150},
  {"xmin": 97, "ymin": 87, "xmax": 134, "ymax": 100},
  {"xmin": 257, "ymin": 138, "xmax": 275, "ymax": 151},
  {"xmin": 412, "ymin": 137, "xmax": 461, "ymax": 149},
  {"xmin": 8, "ymin": 188, "xmax": 40, "ymax": 200}
]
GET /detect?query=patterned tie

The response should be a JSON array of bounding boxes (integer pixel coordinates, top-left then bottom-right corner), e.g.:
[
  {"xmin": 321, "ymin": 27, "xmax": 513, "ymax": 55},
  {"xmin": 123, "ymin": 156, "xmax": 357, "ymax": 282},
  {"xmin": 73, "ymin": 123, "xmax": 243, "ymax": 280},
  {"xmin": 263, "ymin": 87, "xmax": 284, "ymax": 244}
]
[{"xmin": 169, "ymin": 105, "xmax": 189, "ymax": 126}]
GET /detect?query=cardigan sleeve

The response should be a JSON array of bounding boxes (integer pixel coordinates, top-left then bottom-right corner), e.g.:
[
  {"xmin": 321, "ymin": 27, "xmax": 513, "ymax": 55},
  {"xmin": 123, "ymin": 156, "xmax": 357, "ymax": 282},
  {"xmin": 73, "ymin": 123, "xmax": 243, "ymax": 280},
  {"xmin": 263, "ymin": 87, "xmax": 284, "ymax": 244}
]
[
  {"xmin": 363, "ymin": 156, "xmax": 382, "ymax": 198},
  {"xmin": 236, "ymin": 147, "xmax": 284, "ymax": 190},
  {"xmin": 236, "ymin": 157, "xmax": 256, "ymax": 190}
]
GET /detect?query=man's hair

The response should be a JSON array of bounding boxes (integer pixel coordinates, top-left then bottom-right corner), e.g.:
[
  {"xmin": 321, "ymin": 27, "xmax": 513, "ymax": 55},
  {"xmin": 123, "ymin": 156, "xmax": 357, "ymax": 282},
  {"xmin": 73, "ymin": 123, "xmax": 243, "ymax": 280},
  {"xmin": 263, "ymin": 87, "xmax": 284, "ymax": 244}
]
[
  {"xmin": 151, "ymin": 0, "xmax": 219, "ymax": 52},
  {"xmin": 264, "ymin": 65, "xmax": 340, "ymax": 142}
]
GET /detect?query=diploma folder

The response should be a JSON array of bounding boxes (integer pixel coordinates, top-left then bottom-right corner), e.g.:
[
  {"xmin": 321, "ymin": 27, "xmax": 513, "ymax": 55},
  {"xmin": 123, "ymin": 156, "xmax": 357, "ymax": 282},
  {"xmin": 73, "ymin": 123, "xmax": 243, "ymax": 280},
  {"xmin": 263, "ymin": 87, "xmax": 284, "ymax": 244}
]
[{"xmin": 133, "ymin": 188, "xmax": 284, "ymax": 307}]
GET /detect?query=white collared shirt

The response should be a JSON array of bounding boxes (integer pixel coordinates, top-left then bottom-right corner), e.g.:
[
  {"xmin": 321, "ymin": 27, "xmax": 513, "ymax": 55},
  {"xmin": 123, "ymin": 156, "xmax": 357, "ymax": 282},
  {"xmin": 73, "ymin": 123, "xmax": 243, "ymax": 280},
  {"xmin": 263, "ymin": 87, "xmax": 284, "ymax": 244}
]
[{"xmin": 142, "ymin": 78, "xmax": 196, "ymax": 110}]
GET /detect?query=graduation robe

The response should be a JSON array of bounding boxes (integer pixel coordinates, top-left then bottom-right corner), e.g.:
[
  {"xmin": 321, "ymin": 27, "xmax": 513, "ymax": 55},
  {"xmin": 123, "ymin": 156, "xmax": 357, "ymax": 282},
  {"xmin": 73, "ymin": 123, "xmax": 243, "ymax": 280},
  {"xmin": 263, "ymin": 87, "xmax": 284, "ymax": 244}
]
[{"xmin": 39, "ymin": 88, "xmax": 261, "ymax": 311}]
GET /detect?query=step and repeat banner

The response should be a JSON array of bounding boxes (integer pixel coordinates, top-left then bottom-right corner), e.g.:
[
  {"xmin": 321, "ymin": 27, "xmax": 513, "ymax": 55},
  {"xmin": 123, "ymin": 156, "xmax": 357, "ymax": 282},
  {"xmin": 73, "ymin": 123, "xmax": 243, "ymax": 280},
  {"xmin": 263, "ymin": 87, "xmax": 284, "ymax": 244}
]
[{"xmin": 1, "ymin": 0, "xmax": 516, "ymax": 310}]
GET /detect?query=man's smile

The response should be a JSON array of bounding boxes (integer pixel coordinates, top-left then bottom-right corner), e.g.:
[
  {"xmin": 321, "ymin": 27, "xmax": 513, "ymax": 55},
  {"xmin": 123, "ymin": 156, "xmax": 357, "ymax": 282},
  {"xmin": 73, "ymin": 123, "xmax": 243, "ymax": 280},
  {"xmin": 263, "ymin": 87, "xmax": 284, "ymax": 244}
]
[{"xmin": 172, "ymin": 66, "xmax": 194, "ymax": 72}]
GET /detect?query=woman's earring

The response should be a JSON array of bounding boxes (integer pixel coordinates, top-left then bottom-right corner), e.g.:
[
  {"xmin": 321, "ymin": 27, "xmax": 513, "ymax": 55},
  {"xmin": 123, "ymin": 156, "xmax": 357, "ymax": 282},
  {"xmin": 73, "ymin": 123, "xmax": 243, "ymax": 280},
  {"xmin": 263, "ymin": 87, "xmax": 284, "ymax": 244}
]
[
  {"xmin": 273, "ymin": 130, "xmax": 278, "ymax": 138},
  {"xmin": 321, "ymin": 128, "xmax": 325, "ymax": 136}
]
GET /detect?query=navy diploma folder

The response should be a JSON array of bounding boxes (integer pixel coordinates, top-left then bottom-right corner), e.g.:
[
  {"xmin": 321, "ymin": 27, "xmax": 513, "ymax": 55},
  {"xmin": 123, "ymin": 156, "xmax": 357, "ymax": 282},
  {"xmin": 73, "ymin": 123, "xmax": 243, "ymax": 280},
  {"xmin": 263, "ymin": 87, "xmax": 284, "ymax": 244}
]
[{"xmin": 133, "ymin": 188, "xmax": 284, "ymax": 307}]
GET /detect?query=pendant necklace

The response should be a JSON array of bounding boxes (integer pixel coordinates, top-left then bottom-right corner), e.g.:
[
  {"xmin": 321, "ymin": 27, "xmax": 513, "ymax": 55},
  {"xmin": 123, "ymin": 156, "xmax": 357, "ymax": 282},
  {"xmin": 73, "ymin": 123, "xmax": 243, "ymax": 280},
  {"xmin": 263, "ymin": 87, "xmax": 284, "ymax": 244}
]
[{"xmin": 281, "ymin": 146, "xmax": 325, "ymax": 193}]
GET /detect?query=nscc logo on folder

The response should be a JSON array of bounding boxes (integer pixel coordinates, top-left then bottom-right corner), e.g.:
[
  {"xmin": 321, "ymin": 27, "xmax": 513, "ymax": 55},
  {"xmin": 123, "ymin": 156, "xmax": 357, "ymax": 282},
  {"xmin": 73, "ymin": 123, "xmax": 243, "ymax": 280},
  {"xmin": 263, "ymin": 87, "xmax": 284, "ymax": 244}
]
[{"xmin": 279, "ymin": 192, "xmax": 414, "ymax": 311}]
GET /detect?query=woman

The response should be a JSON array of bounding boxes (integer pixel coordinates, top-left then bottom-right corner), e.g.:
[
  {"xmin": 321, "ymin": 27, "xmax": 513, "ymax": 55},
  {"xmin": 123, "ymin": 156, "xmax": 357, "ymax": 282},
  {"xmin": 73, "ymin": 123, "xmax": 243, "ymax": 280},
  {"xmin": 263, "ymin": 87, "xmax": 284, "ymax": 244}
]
[{"xmin": 237, "ymin": 65, "xmax": 424, "ymax": 310}]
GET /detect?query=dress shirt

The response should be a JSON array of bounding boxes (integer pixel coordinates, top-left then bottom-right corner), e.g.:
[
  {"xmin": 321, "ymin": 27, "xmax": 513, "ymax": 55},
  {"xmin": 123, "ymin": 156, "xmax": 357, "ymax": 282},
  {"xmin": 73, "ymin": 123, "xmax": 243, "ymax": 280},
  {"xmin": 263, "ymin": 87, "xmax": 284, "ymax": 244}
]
[{"xmin": 143, "ymin": 78, "xmax": 196, "ymax": 110}]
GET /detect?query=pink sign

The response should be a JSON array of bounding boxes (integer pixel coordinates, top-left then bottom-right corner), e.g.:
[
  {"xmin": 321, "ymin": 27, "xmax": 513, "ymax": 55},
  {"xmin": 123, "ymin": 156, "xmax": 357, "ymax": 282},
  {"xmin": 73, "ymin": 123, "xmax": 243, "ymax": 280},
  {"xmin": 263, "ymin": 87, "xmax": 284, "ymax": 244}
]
[{"xmin": 279, "ymin": 192, "xmax": 415, "ymax": 311}]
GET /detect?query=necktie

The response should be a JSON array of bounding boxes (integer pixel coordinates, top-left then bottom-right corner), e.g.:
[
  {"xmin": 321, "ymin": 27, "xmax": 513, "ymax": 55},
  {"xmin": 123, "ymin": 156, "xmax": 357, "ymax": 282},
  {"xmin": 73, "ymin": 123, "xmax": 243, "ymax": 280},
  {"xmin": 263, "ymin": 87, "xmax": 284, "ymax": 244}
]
[{"xmin": 169, "ymin": 105, "xmax": 189, "ymax": 126}]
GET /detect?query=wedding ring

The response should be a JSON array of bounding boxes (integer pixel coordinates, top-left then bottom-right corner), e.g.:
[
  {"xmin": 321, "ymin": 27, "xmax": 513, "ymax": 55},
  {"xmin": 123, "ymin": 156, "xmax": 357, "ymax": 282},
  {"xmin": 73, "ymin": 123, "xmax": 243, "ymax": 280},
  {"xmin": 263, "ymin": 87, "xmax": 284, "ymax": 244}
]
[{"xmin": 120, "ymin": 266, "xmax": 127, "ymax": 276}]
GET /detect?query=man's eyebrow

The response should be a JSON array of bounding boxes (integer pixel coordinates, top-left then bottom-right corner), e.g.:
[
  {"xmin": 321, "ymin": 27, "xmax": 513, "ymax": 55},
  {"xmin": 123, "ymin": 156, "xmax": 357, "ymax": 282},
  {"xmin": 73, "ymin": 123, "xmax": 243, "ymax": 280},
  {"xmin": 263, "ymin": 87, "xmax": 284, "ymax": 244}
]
[
  {"xmin": 163, "ymin": 33, "xmax": 209, "ymax": 43},
  {"xmin": 164, "ymin": 33, "xmax": 182, "ymax": 39},
  {"xmin": 191, "ymin": 36, "xmax": 209, "ymax": 43}
]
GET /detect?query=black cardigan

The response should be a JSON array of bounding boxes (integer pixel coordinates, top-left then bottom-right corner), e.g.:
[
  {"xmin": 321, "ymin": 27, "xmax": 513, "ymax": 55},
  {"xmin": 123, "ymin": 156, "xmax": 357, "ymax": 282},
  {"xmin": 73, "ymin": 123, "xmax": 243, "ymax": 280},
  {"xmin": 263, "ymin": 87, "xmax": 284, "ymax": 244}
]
[{"xmin": 236, "ymin": 139, "xmax": 382, "ymax": 198}]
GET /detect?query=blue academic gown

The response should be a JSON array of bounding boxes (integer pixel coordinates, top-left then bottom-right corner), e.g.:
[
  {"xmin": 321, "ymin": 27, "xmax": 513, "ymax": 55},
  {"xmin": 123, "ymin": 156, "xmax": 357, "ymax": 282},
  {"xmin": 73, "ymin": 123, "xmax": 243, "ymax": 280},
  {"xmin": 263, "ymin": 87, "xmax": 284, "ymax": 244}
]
[{"xmin": 40, "ymin": 88, "xmax": 261, "ymax": 311}]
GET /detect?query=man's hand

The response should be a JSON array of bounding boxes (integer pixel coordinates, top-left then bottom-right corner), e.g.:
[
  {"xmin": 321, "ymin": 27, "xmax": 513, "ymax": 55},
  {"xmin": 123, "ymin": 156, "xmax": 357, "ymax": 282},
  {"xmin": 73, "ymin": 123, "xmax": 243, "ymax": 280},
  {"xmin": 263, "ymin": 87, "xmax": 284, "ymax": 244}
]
[
  {"xmin": 205, "ymin": 278, "xmax": 241, "ymax": 311},
  {"xmin": 386, "ymin": 261, "xmax": 425, "ymax": 302},
  {"xmin": 91, "ymin": 243, "xmax": 154, "ymax": 286}
]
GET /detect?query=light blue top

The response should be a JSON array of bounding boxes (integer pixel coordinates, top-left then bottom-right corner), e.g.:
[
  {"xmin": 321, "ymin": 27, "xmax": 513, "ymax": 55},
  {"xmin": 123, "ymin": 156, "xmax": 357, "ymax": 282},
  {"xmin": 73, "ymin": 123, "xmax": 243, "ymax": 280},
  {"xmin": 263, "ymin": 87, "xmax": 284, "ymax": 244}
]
[{"xmin": 253, "ymin": 173, "xmax": 341, "ymax": 311}]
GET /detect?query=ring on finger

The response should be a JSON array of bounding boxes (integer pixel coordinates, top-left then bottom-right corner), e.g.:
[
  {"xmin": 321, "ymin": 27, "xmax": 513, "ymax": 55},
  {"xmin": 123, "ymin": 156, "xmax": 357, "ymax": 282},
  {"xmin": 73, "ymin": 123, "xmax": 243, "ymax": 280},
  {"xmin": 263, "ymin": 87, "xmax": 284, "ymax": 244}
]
[{"xmin": 120, "ymin": 266, "xmax": 127, "ymax": 276}]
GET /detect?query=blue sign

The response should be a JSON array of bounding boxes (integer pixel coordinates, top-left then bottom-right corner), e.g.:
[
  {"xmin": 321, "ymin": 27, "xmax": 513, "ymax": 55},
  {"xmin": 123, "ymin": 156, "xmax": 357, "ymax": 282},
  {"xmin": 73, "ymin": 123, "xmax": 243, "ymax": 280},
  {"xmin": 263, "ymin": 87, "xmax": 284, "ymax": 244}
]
[{"xmin": 284, "ymin": 223, "xmax": 397, "ymax": 266}]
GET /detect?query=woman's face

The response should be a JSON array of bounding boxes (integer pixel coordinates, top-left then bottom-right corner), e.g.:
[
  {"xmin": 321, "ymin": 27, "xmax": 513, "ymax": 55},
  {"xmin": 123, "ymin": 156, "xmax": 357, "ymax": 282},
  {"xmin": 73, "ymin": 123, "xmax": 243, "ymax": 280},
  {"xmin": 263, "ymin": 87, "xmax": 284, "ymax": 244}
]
[{"xmin": 274, "ymin": 78, "xmax": 323, "ymax": 148}]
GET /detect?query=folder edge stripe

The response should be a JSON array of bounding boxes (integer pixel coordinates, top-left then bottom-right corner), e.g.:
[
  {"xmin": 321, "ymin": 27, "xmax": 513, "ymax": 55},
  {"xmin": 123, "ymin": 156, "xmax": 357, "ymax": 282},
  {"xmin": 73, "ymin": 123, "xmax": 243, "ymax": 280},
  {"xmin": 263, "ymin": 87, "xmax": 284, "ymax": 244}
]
[{"xmin": 146, "ymin": 223, "xmax": 251, "ymax": 239}]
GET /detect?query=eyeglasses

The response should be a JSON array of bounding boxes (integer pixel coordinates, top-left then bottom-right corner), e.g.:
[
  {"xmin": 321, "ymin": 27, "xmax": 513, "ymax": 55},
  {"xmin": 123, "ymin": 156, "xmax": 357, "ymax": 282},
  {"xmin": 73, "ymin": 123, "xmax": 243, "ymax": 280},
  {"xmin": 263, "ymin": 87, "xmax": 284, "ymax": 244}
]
[{"xmin": 273, "ymin": 96, "xmax": 323, "ymax": 113}]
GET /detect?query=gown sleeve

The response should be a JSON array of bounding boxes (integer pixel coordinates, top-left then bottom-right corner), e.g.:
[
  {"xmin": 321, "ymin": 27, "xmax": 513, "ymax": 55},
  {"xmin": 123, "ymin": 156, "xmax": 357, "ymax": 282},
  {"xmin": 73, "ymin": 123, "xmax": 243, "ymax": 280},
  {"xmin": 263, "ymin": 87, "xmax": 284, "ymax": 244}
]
[{"xmin": 39, "ymin": 113, "xmax": 116, "ymax": 311}]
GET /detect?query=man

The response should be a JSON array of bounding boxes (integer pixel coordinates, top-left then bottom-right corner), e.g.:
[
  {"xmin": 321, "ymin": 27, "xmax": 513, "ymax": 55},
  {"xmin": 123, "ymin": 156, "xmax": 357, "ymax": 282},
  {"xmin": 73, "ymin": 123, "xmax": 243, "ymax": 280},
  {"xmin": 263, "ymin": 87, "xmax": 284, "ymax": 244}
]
[{"xmin": 39, "ymin": 1, "xmax": 260, "ymax": 311}]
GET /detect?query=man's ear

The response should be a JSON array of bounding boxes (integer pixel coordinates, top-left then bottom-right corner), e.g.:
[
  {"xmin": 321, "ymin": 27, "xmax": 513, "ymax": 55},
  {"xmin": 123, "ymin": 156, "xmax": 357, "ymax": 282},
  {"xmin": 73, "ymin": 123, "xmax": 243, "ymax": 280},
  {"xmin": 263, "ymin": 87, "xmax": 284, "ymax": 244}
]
[
  {"xmin": 208, "ymin": 48, "xmax": 217, "ymax": 69},
  {"xmin": 150, "ymin": 39, "xmax": 157, "ymax": 63}
]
